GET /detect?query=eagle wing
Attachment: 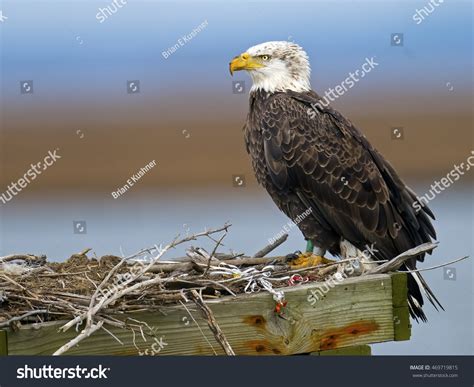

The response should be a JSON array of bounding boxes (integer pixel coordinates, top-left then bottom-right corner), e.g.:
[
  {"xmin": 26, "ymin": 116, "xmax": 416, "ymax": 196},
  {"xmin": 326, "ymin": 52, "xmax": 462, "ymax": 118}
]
[{"xmin": 259, "ymin": 91, "xmax": 436, "ymax": 262}]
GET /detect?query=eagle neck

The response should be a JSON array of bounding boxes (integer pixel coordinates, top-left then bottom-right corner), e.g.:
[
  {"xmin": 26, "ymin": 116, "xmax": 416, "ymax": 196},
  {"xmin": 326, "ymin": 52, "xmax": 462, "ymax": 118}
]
[{"xmin": 249, "ymin": 89, "xmax": 282, "ymax": 102}]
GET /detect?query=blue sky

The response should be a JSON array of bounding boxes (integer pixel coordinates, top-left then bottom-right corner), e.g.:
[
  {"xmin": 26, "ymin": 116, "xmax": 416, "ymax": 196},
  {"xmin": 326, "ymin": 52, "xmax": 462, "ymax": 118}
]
[{"xmin": 1, "ymin": 0, "xmax": 472, "ymax": 103}]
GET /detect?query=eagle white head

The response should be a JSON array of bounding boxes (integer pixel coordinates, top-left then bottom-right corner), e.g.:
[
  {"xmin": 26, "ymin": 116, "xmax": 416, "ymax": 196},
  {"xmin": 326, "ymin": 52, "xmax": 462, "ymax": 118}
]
[{"xmin": 229, "ymin": 41, "xmax": 311, "ymax": 93}]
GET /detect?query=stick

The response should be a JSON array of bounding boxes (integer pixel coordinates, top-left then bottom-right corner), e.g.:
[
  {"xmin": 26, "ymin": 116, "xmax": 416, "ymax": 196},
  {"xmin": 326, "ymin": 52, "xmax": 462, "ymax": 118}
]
[
  {"xmin": 150, "ymin": 255, "xmax": 288, "ymax": 273},
  {"xmin": 179, "ymin": 300, "xmax": 218, "ymax": 355},
  {"xmin": 1, "ymin": 274, "xmax": 28, "ymax": 291},
  {"xmin": 0, "ymin": 309, "xmax": 48, "ymax": 328},
  {"xmin": 402, "ymin": 255, "xmax": 469, "ymax": 273},
  {"xmin": 195, "ymin": 279, "xmax": 237, "ymax": 297},
  {"xmin": 0, "ymin": 254, "xmax": 46, "ymax": 264},
  {"xmin": 189, "ymin": 290, "xmax": 235, "ymax": 356},
  {"xmin": 58, "ymin": 224, "xmax": 231, "ymax": 335},
  {"xmin": 364, "ymin": 242, "xmax": 439, "ymax": 275},
  {"xmin": 204, "ymin": 232, "xmax": 227, "ymax": 275},
  {"xmin": 253, "ymin": 233, "xmax": 288, "ymax": 257},
  {"xmin": 53, "ymin": 321, "xmax": 104, "ymax": 356},
  {"xmin": 101, "ymin": 325, "xmax": 124, "ymax": 345},
  {"xmin": 150, "ymin": 262, "xmax": 194, "ymax": 273}
]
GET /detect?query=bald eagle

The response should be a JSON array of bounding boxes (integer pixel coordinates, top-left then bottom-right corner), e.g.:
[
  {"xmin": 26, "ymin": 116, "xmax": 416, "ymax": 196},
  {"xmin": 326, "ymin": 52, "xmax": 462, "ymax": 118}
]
[{"xmin": 230, "ymin": 41, "xmax": 442, "ymax": 321}]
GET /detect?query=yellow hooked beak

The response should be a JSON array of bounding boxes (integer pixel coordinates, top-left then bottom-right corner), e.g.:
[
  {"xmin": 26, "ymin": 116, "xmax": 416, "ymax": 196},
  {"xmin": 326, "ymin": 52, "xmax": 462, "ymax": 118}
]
[{"xmin": 229, "ymin": 52, "xmax": 264, "ymax": 75}]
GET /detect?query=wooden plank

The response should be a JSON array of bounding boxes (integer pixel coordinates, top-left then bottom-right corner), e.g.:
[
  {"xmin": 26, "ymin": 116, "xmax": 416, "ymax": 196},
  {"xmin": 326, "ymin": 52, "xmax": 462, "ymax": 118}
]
[
  {"xmin": 391, "ymin": 272, "xmax": 411, "ymax": 341},
  {"xmin": 6, "ymin": 274, "xmax": 400, "ymax": 355},
  {"xmin": 0, "ymin": 330, "xmax": 7, "ymax": 355},
  {"xmin": 311, "ymin": 344, "xmax": 371, "ymax": 356}
]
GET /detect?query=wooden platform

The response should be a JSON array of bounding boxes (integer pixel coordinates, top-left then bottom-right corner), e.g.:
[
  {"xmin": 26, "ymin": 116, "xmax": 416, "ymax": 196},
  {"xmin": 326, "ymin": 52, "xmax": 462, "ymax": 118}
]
[{"xmin": 0, "ymin": 273, "xmax": 410, "ymax": 355}]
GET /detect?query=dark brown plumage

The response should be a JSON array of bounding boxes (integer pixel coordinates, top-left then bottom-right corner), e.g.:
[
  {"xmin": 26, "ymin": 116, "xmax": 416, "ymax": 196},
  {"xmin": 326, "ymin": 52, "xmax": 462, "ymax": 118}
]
[{"xmin": 244, "ymin": 88, "xmax": 443, "ymax": 321}]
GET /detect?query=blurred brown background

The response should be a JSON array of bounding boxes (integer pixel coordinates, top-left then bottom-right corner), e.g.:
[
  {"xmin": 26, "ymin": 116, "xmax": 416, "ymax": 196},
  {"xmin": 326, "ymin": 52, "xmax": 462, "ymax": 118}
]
[{"xmin": 2, "ymin": 92, "xmax": 473, "ymax": 193}]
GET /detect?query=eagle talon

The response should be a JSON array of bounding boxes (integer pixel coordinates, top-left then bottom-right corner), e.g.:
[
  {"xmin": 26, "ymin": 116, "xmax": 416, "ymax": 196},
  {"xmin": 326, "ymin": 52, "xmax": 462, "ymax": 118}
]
[
  {"xmin": 289, "ymin": 252, "xmax": 334, "ymax": 269},
  {"xmin": 285, "ymin": 250, "xmax": 302, "ymax": 260}
]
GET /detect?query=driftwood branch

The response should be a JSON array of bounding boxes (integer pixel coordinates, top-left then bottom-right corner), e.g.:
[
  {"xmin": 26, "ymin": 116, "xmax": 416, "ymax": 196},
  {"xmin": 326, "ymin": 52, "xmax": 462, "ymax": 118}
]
[
  {"xmin": 364, "ymin": 242, "xmax": 439, "ymax": 275},
  {"xmin": 150, "ymin": 255, "xmax": 289, "ymax": 273},
  {"xmin": 53, "ymin": 321, "xmax": 104, "ymax": 356},
  {"xmin": 253, "ymin": 233, "xmax": 288, "ymax": 257}
]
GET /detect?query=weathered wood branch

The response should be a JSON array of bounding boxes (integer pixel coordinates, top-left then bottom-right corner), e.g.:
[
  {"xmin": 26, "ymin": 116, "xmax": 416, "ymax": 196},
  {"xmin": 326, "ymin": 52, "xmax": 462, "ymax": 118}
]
[
  {"xmin": 149, "ymin": 255, "xmax": 289, "ymax": 273},
  {"xmin": 53, "ymin": 321, "xmax": 104, "ymax": 356},
  {"xmin": 253, "ymin": 233, "xmax": 288, "ymax": 258},
  {"xmin": 364, "ymin": 242, "xmax": 439, "ymax": 275}
]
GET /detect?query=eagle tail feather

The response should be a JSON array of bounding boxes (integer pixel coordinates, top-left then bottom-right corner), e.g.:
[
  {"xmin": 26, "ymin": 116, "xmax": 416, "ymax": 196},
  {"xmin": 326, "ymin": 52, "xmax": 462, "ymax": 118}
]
[{"xmin": 407, "ymin": 271, "xmax": 444, "ymax": 322}]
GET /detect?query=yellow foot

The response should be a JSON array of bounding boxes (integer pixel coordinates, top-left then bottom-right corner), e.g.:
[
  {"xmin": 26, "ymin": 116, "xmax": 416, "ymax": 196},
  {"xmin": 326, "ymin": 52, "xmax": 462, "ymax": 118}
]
[{"xmin": 289, "ymin": 252, "xmax": 334, "ymax": 269}]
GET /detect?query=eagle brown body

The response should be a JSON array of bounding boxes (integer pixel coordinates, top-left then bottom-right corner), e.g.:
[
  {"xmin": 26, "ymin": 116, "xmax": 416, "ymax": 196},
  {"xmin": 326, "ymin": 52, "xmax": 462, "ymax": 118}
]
[
  {"xmin": 244, "ymin": 89, "xmax": 442, "ymax": 321},
  {"xmin": 231, "ymin": 40, "xmax": 442, "ymax": 321}
]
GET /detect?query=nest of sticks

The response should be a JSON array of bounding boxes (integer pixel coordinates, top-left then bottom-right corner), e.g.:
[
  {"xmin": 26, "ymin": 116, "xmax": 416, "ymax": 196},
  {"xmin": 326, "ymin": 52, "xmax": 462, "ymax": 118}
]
[{"xmin": 0, "ymin": 223, "xmax": 455, "ymax": 355}]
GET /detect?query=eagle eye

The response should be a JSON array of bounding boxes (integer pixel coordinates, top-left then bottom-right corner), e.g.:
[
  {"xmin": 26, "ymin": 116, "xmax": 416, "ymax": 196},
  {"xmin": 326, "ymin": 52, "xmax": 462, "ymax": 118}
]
[{"xmin": 261, "ymin": 55, "xmax": 270, "ymax": 61}]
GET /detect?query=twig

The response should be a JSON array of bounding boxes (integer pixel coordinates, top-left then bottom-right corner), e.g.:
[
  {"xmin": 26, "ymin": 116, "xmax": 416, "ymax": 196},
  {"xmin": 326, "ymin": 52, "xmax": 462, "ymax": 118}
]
[
  {"xmin": 38, "ymin": 271, "xmax": 88, "ymax": 277},
  {"xmin": 253, "ymin": 233, "xmax": 288, "ymax": 257},
  {"xmin": 101, "ymin": 325, "xmax": 124, "ymax": 345},
  {"xmin": 56, "ymin": 224, "xmax": 231, "ymax": 354},
  {"xmin": 204, "ymin": 232, "xmax": 227, "ymax": 275},
  {"xmin": 0, "ymin": 309, "xmax": 48, "ymax": 328},
  {"xmin": 0, "ymin": 274, "xmax": 27, "ymax": 291},
  {"xmin": 189, "ymin": 290, "xmax": 235, "ymax": 356},
  {"xmin": 179, "ymin": 300, "xmax": 217, "ymax": 355},
  {"xmin": 401, "ymin": 255, "xmax": 469, "ymax": 273},
  {"xmin": 60, "ymin": 275, "xmax": 166, "ymax": 333},
  {"xmin": 195, "ymin": 279, "xmax": 237, "ymax": 296},
  {"xmin": 53, "ymin": 321, "xmax": 104, "ymax": 356}
]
